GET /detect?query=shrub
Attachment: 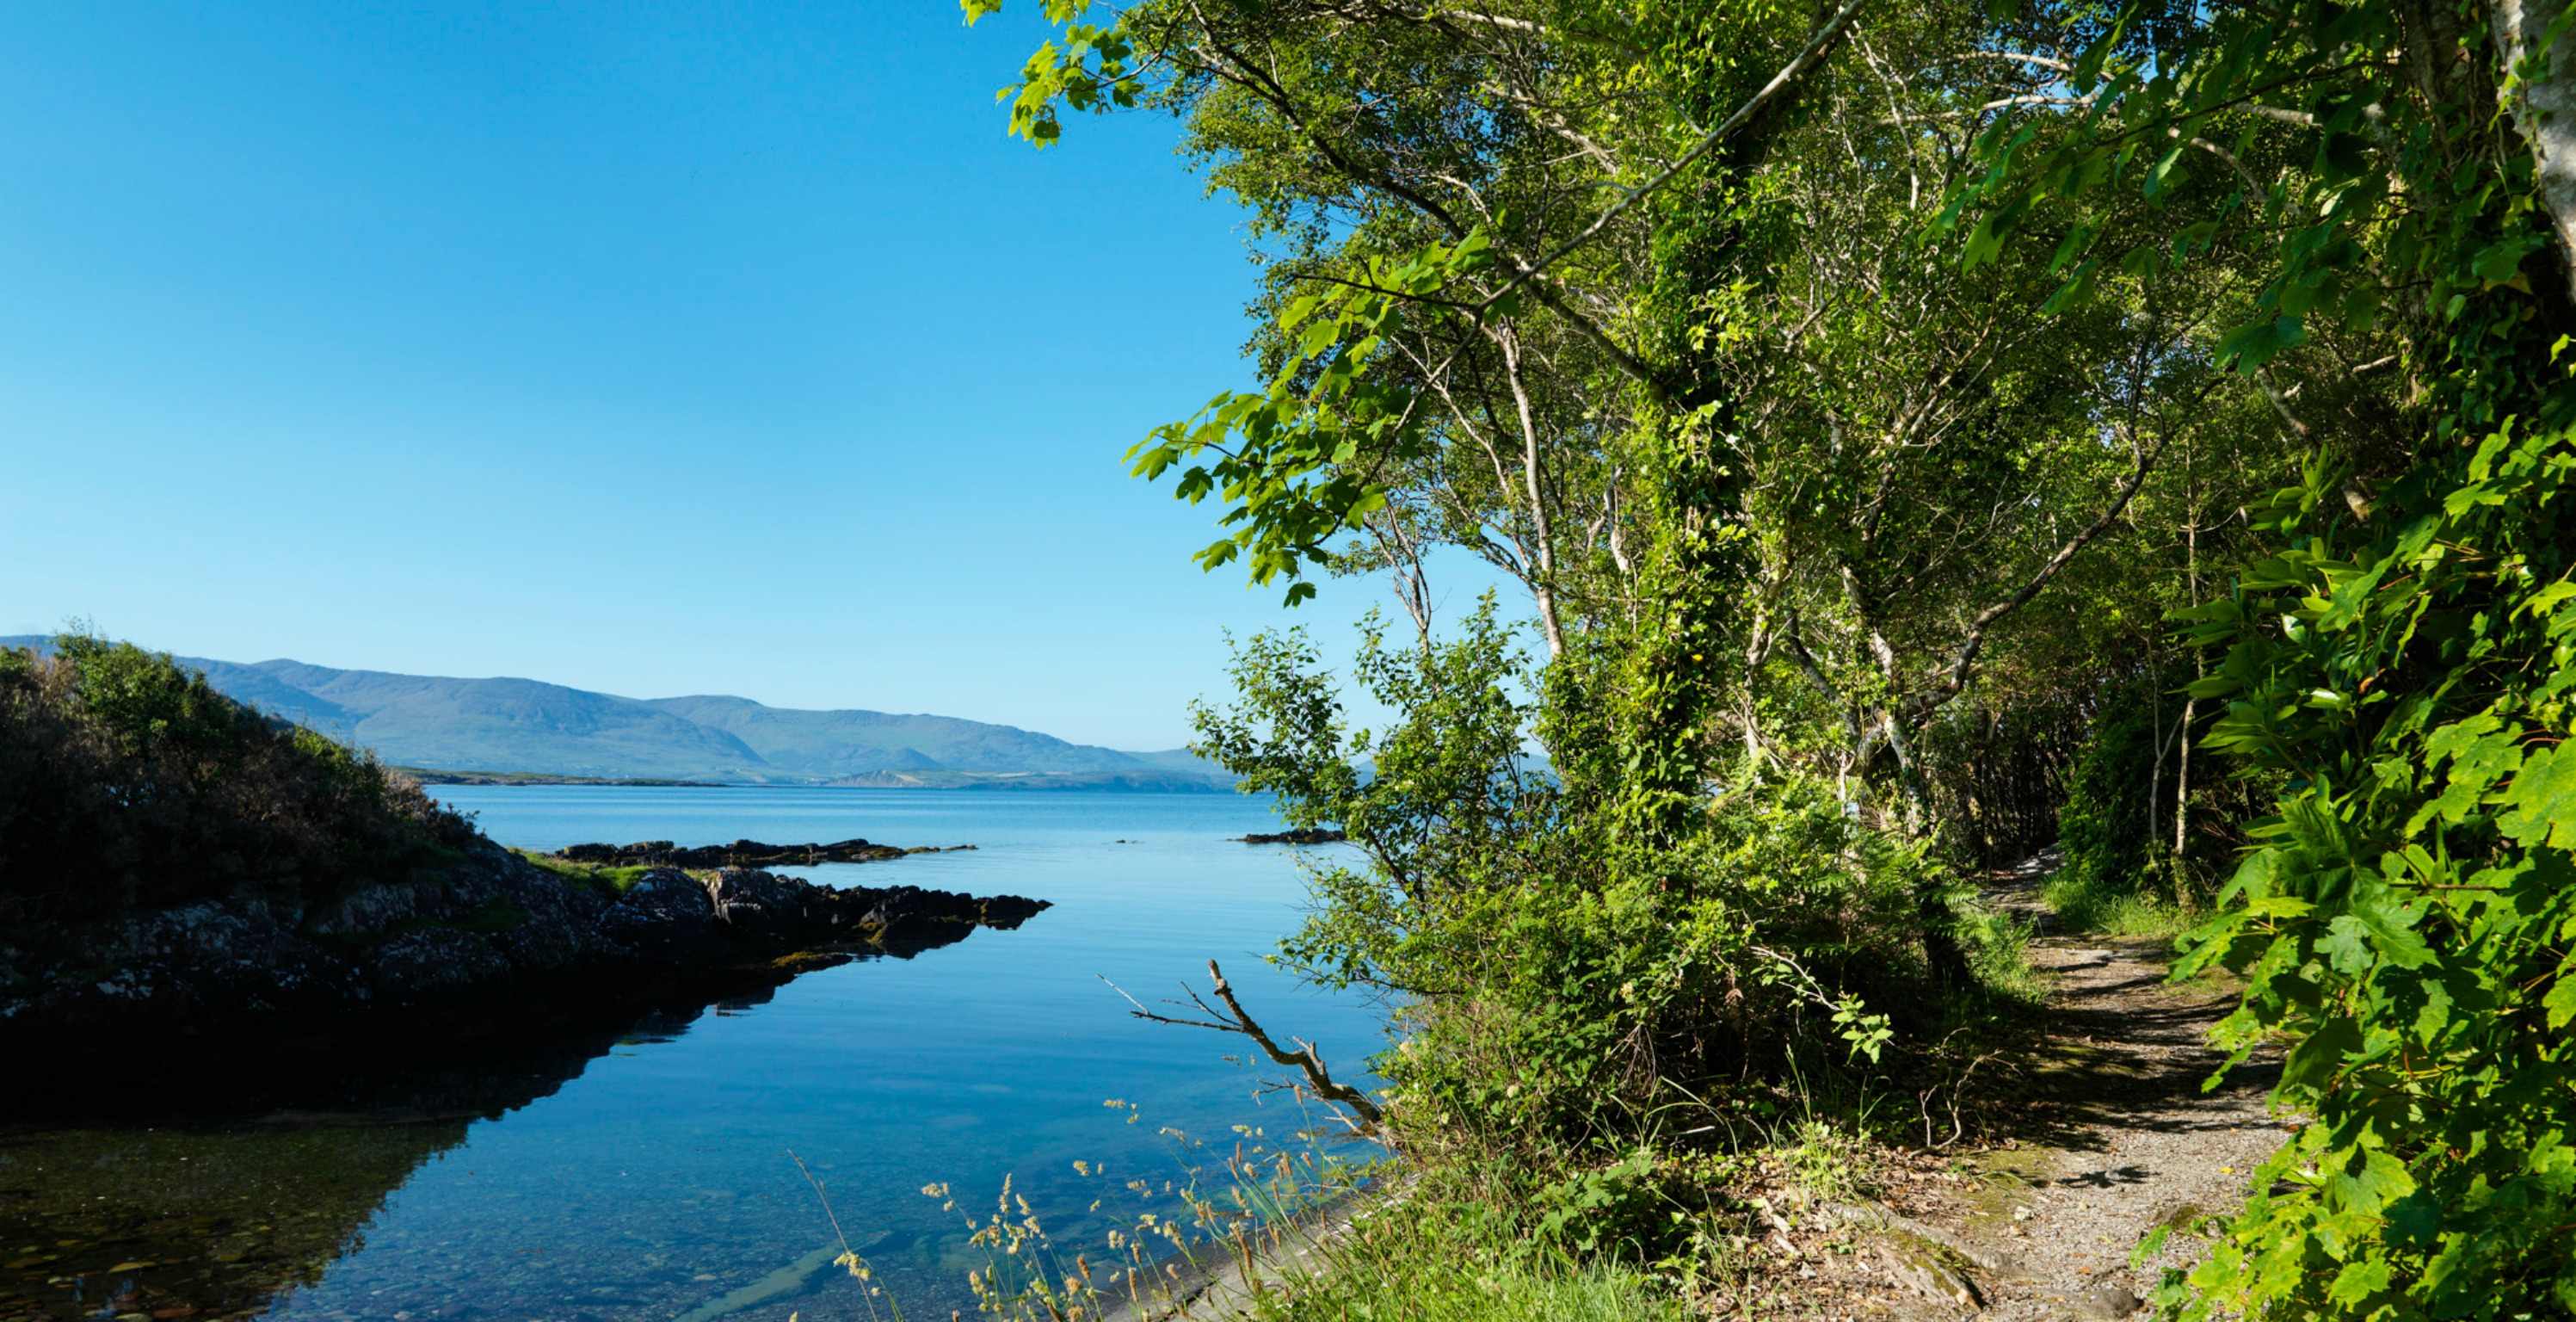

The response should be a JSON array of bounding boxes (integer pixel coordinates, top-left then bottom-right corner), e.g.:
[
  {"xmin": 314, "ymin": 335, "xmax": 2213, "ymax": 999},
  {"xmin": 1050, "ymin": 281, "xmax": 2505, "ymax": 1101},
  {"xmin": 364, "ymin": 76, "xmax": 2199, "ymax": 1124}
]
[
  {"xmin": 0, "ymin": 633, "xmax": 478, "ymax": 924},
  {"xmin": 1192, "ymin": 602, "xmax": 2016, "ymax": 1177}
]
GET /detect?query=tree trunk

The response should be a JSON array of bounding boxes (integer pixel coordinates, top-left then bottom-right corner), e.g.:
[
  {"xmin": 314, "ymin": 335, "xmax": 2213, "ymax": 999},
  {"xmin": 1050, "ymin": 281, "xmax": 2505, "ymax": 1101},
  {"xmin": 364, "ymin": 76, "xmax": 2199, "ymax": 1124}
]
[
  {"xmin": 2173, "ymin": 495, "xmax": 2200, "ymax": 912},
  {"xmin": 2493, "ymin": 0, "xmax": 2576, "ymax": 302}
]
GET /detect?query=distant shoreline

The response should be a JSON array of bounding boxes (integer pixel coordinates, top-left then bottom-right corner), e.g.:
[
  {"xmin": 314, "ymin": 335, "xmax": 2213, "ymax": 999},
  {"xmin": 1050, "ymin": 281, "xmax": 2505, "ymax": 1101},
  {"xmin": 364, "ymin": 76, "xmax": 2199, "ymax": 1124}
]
[
  {"xmin": 397, "ymin": 765, "xmax": 1235, "ymax": 792},
  {"xmin": 395, "ymin": 767, "xmax": 732, "ymax": 787}
]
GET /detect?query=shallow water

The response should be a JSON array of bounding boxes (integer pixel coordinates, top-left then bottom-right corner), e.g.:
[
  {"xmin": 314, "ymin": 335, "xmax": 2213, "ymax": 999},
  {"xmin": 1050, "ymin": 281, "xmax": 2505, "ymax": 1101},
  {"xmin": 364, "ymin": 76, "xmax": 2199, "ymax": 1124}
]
[{"xmin": 0, "ymin": 788, "xmax": 1382, "ymax": 1322}]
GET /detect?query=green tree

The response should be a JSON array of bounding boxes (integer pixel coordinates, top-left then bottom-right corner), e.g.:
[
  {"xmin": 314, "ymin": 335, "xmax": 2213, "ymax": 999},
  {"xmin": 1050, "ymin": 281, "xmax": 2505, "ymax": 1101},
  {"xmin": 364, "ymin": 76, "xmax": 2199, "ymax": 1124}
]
[{"xmin": 1964, "ymin": 0, "xmax": 2576, "ymax": 1309}]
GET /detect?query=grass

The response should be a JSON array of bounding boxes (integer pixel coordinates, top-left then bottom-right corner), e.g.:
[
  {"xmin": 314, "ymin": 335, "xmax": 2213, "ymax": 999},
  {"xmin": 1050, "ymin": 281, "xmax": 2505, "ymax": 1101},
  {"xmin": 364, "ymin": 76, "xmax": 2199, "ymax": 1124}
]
[
  {"xmin": 2041, "ymin": 872, "xmax": 2192, "ymax": 941},
  {"xmin": 1956, "ymin": 897, "xmax": 2051, "ymax": 1001},
  {"xmin": 514, "ymin": 849, "xmax": 650, "ymax": 897},
  {"xmin": 896, "ymin": 1126, "xmax": 1691, "ymax": 1322},
  {"xmin": 1245, "ymin": 1213, "xmax": 1685, "ymax": 1322}
]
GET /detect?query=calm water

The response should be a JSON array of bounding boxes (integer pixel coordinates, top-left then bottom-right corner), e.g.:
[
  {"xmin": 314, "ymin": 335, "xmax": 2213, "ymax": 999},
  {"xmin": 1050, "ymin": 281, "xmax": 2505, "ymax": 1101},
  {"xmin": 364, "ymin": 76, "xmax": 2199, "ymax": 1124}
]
[{"xmin": 0, "ymin": 788, "xmax": 1381, "ymax": 1322}]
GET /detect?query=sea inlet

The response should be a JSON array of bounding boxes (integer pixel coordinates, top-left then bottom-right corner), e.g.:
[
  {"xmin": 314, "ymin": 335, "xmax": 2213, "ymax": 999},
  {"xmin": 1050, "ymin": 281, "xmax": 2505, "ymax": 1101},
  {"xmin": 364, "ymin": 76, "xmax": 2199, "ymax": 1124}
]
[{"xmin": 0, "ymin": 787, "xmax": 1381, "ymax": 1322}]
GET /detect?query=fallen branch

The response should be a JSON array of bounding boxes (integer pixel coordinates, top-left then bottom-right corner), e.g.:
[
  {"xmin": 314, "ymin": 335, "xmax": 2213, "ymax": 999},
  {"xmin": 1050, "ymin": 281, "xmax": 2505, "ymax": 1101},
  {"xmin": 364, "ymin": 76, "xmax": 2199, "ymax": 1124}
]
[{"xmin": 1106, "ymin": 961, "xmax": 1386, "ymax": 1132}]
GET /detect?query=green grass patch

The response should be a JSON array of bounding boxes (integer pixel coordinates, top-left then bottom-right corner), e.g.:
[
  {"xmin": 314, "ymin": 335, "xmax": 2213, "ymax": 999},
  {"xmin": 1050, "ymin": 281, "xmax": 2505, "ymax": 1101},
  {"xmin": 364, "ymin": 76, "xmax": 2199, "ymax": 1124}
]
[
  {"xmin": 1957, "ymin": 898, "xmax": 2050, "ymax": 1001},
  {"xmin": 1249, "ymin": 1225, "xmax": 1683, "ymax": 1322},
  {"xmin": 514, "ymin": 849, "xmax": 649, "ymax": 897},
  {"xmin": 2041, "ymin": 873, "xmax": 2190, "ymax": 941}
]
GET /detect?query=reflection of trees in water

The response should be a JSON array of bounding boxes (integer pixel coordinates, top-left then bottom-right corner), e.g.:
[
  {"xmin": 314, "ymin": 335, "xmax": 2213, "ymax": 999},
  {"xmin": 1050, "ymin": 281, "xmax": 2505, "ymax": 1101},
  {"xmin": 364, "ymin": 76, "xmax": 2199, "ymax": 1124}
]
[
  {"xmin": 0, "ymin": 995, "xmax": 761, "ymax": 1322},
  {"xmin": 0, "ymin": 1115, "xmax": 471, "ymax": 1322},
  {"xmin": 0, "ymin": 903, "xmax": 1013, "ymax": 1322}
]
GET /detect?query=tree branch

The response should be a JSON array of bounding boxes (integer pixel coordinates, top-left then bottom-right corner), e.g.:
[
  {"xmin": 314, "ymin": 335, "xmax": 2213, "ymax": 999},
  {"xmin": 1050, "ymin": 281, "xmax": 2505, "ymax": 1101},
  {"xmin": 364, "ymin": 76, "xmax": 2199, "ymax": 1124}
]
[
  {"xmin": 1105, "ymin": 961, "xmax": 1385, "ymax": 1131},
  {"xmin": 1900, "ymin": 429, "xmax": 2174, "ymax": 720},
  {"xmin": 1482, "ymin": 0, "xmax": 1875, "ymax": 308}
]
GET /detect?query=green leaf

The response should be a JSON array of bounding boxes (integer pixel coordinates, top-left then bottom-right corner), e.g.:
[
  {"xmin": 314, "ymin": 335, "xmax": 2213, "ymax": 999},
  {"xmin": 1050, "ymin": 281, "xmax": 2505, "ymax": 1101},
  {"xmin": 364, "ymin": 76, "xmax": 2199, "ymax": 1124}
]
[
  {"xmin": 2499, "ymin": 744, "xmax": 2576, "ymax": 848},
  {"xmin": 2280, "ymin": 1015, "xmax": 2363, "ymax": 1095},
  {"xmin": 2347, "ymin": 890, "xmax": 2436, "ymax": 970},
  {"xmin": 2410, "ymin": 975, "xmax": 2455, "ymax": 1045},
  {"xmin": 2473, "ymin": 238, "xmax": 2534, "ymax": 284},
  {"xmin": 2517, "ymin": 578, "xmax": 2576, "ymax": 621},
  {"xmin": 1963, "ymin": 213, "xmax": 2005, "ymax": 269},
  {"xmin": 2215, "ymin": 315, "xmax": 2305, "ymax": 373},
  {"xmin": 2320, "ymin": 914, "xmax": 2377, "ymax": 974},
  {"xmin": 2038, "ymin": 259, "xmax": 2100, "ymax": 315},
  {"xmin": 2384, "ymin": 1189, "xmax": 2441, "ymax": 1247},
  {"xmin": 2546, "ymin": 958, "xmax": 2576, "ymax": 1029},
  {"xmin": 2327, "ymin": 1145, "xmax": 2416, "ymax": 1218},
  {"xmin": 2142, "ymin": 145, "xmax": 2186, "ymax": 199}
]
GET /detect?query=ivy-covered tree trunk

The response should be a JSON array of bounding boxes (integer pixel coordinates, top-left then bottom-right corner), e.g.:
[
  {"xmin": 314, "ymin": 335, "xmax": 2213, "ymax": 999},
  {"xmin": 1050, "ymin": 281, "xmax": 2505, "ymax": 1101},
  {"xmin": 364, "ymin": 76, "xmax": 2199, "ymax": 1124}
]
[
  {"xmin": 1605, "ymin": 410, "xmax": 1742, "ymax": 862},
  {"xmin": 2493, "ymin": 0, "xmax": 2576, "ymax": 296}
]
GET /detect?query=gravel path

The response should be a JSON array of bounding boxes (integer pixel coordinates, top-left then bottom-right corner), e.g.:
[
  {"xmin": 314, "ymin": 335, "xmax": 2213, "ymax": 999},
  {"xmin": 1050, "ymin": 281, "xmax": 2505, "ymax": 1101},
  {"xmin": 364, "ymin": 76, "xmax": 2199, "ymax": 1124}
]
[{"xmin": 1910, "ymin": 860, "xmax": 2296, "ymax": 1320}]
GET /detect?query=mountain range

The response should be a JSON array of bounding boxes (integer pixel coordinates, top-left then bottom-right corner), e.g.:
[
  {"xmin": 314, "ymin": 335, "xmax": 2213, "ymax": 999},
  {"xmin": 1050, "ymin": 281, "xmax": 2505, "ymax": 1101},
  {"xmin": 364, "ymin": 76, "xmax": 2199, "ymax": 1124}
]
[{"xmin": 1, "ymin": 637, "xmax": 1227, "ymax": 789}]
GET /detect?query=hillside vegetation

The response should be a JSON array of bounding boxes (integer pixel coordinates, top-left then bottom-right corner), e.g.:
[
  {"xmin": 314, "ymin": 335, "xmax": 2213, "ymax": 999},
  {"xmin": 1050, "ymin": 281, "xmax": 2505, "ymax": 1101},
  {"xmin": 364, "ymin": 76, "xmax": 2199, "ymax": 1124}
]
[
  {"xmin": 0, "ymin": 635, "xmax": 477, "ymax": 925},
  {"xmin": 955, "ymin": 0, "xmax": 2576, "ymax": 1315}
]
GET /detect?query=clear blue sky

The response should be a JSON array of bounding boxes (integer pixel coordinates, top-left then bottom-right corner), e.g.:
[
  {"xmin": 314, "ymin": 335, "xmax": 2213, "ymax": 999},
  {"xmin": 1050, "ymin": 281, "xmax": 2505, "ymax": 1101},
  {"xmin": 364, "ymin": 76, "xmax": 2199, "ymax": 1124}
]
[{"xmin": 0, "ymin": 2, "xmax": 1496, "ymax": 749}]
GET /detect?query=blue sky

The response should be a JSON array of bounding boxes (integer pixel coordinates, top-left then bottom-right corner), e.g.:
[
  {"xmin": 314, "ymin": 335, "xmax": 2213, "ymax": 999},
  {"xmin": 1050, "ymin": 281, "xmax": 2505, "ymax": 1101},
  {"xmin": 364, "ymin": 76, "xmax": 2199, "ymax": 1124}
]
[{"xmin": 0, "ymin": 2, "xmax": 1502, "ymax": 749}]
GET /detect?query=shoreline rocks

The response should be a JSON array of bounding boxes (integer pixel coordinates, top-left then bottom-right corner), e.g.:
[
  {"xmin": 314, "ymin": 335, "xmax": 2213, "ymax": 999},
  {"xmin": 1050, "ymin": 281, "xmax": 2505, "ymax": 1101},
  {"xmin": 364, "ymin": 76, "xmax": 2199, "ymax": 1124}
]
[
  {"xmin": 0, "ymin": 837, "xmax": 1043, "ymax": 1088},
  {"xmin": 1236, "ymin": 828, "xmax": 1347, "ymax": 844},
  {"xmin": 552, "ymin": 837, "xmax": 973, "ymax": 868}
]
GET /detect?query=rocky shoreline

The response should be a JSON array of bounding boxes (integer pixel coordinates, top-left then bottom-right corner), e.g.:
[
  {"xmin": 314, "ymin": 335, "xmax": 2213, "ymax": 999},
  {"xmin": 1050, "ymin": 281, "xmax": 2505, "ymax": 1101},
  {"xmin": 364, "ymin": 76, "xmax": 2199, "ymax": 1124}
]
[
  {"xmin": 1236, "ymin": 828, "xmax": 1347, "ymax": 844},
  {"xmin": 0, "ymin": 837, "xmax": 1043, "ymax": 1087},
  {"xmin": 554, "ymin": 836, "xmax": 973, "ymax": 868}
]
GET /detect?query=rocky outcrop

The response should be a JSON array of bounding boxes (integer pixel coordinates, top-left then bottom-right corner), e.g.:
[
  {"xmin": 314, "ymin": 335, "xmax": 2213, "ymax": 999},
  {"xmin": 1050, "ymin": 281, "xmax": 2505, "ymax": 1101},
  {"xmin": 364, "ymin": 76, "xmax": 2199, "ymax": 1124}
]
[
  {"xmin": 552, "ymin": 837, "xmax": 969, "ymax": 867},
  {"xmin": 1236, "ymin": 828, "xmax": 1347, "ymax": 845},
  {"xmin": 0, "ymin": 838, "xmax": 1045, "ymax": 1078}
]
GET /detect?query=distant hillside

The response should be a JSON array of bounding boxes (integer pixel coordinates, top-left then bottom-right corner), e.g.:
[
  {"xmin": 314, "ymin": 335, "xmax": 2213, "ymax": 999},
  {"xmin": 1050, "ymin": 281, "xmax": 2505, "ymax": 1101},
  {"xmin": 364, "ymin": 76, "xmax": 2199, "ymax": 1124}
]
[
  {"xmin": 0, "ymin": 638, "xmax": 1230, "ymax": 789},
  {"xmin": 1119, "ymin": 747, "xmax": 1233, "ymax": 777},
  {"xmin": 640, "ymin": 694, "xmax": 1147, "ymax": 776}
]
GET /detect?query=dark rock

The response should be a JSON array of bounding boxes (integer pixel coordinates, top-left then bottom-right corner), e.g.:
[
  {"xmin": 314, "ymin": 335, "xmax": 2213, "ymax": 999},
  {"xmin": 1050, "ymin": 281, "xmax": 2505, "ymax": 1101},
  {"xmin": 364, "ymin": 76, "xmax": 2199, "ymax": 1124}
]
[
  {"xmin": 0, "ymin": 837, "xmax": 1050, "ymax": 1084},
  {"xmin": 596, "ymin": 869, "xmax": 734, "ymax": 966},
  {"xmin": 980, "ymin": 894, "xmax": 1049, "ymax": 928},
  {"xmin": 699, "ymin": 867, "xmax": 803, "ymax": 937},
  {"xmin": 369, "ymin": 927, "xmax": 517, "ymax": 1009},
  {"xmin": 2074, "ymin": 1281, "xmax": 2144, "ymax": 1319},
  {"xmin": 552, "ymin": 837, "xmax": 913, "ymax": 868},
  {"xmin": 1237, "ymin": 828, "xmax": 1347, "ymax": 844}
]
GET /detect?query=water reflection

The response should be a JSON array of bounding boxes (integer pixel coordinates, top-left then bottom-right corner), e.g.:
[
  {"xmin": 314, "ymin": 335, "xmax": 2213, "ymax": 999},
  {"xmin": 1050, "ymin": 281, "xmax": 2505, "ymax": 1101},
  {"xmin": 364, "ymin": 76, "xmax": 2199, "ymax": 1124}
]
[
  {"xmin": 0, "ymin": 791, "xmax": 1378, "ymax": 1322},
  {"xmin": 0, "ymin": 961, "xmax": 975, "ymax": 1322},
  {"xmin": 0, "ymin": 1008, "xmax": 718, "ymax": 1322}
]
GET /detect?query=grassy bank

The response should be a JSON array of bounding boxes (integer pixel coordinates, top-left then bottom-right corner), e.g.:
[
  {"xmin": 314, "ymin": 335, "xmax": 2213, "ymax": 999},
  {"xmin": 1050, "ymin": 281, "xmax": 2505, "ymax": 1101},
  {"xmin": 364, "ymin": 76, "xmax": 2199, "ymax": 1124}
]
[{"xmin": 514, "ymin": 849, "xmax": 651, "ymax": 896}]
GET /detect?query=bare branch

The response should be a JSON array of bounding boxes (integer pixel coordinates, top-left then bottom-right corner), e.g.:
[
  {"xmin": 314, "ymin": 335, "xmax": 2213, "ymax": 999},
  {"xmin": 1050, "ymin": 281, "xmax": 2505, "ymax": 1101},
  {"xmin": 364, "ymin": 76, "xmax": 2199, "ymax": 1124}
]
[
  {"xmin": 1940, "ymin": 50, "xmax": 2074, "ymax": 72},
  {"xmin": 1877, "ymin": 92, "xmax": 2095, "ymax": 124},
  {"xmin": 1106, "ymin": 962, "xmax": 1385, "ymax": 1130}
]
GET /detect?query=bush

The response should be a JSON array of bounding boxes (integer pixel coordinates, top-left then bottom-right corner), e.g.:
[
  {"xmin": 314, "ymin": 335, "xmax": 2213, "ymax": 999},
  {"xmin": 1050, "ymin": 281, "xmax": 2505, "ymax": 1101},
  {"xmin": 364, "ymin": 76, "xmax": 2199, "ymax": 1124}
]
[
  {"xmin": 1192, "ymin": 603, "xmax": 2018, "ymax": 1177},
  {"xmin": 0, "ymin": 633, "xmax": 478, "ymax": 924}
]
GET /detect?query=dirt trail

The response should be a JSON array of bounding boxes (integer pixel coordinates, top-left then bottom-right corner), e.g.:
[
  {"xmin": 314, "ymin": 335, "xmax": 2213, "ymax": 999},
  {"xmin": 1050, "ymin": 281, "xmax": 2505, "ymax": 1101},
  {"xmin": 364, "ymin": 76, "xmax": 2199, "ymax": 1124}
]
[
  {"xmin": 1873, "ymin": 853, "xmax": 2295, "ymax": 1319},
  {"xmin": 1119, "ymin": 855, "xmax": 2299, "ymax": 1322}
]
